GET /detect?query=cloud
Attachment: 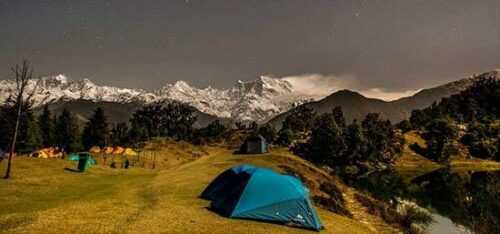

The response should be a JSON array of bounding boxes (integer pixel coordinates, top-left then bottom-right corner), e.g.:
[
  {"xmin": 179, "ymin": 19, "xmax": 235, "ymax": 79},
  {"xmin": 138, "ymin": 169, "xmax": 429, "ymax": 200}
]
[
  {"xmin": 278, "ymin": 73, "xmax": 420, "ymax": 101},
  {"xmin": 280, "ymin": 73, "xmax": 358, "ymax": 98},
  {"xmin": 360, "ymin": 88, "xmax": 421, "ymax": 101}
]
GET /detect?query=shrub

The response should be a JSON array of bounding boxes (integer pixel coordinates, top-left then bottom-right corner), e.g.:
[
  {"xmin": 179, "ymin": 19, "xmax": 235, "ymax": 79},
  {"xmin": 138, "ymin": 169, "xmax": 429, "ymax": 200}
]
[{"xmin": 319, "ymin": 182, "xmax": 344, "ymax": 203}]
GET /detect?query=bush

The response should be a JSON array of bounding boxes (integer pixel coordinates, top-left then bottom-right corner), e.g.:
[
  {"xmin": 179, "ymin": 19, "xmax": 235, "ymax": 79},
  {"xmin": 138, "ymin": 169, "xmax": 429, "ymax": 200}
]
[
  {"xmin": 355, "ymin": 193, "xmax": 433, "ymax": 234},
  {"xmin": 355, "ymin": 193, "xmax": 401, "ymax": 225},
  {"xmin": 319, "ymin": 182, "xmax": 344, "ymax": 203}
]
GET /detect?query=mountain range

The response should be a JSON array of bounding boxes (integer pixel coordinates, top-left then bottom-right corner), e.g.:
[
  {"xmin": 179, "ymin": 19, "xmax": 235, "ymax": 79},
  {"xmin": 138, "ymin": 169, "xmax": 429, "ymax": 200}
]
[
  {"xmin": 0, "ymin": 69, "xmax": 498, "ymax": 127},
  {"xmin": 0, "ymin": 75, "xmax": 313, "ymax": 123}
]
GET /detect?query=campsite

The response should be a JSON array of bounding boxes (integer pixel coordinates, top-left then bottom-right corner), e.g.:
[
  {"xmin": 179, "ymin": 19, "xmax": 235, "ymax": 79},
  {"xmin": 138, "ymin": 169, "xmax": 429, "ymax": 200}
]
[
  {"xmin": 0, "ymin": 144, "xmax": 379, "ymax": 234},
  {"xmin": 1, "ymin": 1, "xmax": 500, "ymax": 233}
]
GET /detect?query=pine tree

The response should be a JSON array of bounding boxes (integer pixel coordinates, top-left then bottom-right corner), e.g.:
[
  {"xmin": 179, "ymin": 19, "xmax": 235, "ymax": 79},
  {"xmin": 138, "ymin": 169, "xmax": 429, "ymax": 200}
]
[
  {"xmin": 362, "ymin": 113, "xmax": 396, "ymax": 162},
  {"xmin": 37, "ymin": 105, "xmax": 55, "ymax": 147},
  {"xmin": 82, "ymin": 107, "xmax": 109, "ymax": 149},
  {"xmin": 422, "ymin": 119, "xmax": 457, "ymax": 162},
  {"xmin": 332, "ymin": 106, "xmax": 346, "ymax": 130},
  {"xmin": 343, "ymin": 120, "xmax": 365, "ymax": 164},
  {"xmin": 309, "ymin": 113, "xmax": 346, "ymax": 165},
  {"xmin": 202, "ymin": 120, "xmax": 227, "ymax": 139},
  {"xmin": 276, "ymin": 126, "xmax": 294, "ymax": 146},
  {"xmin": 55, "ymin": 109, "xmax": 81, "ymax": 152},
  {"xmin": 128, "ymin": 120, "xmax": 148, "ymax": 143},
  {"xmin": 282, "ymin": 105, "xmax": 316, "ymax": 133},
  {"xmin": 23, "ymin": 115, "xmax": 42, "ymax": 152},
  {"xmin": 110, "ymin": 122, "xmax": 129, "ymax": 146},
  {"xmin": 258, "ymin": 124, "xmax": 277, "ymax": 143},
  {"xmin": 0, "ymin": 99, "xmax": 39, "ymax": 152}
]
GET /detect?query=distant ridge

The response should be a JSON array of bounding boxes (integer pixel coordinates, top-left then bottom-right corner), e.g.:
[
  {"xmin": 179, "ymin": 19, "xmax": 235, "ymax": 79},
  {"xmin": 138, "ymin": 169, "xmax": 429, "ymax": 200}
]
[{"xmin": 267, "ymin": 70, "xmax": 500, "ymax": 128}]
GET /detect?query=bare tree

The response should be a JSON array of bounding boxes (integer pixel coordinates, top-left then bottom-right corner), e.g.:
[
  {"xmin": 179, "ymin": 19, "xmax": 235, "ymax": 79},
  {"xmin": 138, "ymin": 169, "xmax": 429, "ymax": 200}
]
[{"xmin": 3, "ymin": 60, "xmax": 40, "ymax": 179}]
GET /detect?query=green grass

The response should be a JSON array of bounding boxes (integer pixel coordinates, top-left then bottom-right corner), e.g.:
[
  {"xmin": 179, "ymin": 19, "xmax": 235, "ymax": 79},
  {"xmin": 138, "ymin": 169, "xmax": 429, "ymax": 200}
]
[
  {"xmin": 395, "ymin": 131, "xmax": 500, "ymax": 178},
  {"xmin": 0, "ymin": 157, "xmax": 156, "ymax": 233},
  {"xmin": 0, "ymin": 148, "xmax": 376, "ymax": 234}
]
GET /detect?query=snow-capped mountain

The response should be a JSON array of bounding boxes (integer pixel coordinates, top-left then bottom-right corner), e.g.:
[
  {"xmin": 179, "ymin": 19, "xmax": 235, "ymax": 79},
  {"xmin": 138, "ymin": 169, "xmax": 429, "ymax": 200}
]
[
  {"xmin": 0, "ymin": 75, "xmax": 156, "ymax": 105},
  {"xmin": 0, "ymin": 74, "xmax": 316, "ymax": 122},
  {"xmin": 155, "ymin": 76, "xmax": 314, "ymax": 121}
]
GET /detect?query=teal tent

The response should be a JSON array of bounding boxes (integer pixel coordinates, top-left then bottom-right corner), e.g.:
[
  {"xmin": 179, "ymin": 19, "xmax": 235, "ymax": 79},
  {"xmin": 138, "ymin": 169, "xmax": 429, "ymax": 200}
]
[
  {"xmin": 201, "ymin": 164, "xmax": 323, "ymax": 231},
  {"xmin": 68, "ymin": 152, "xmax": 96, "ymax": 165}
]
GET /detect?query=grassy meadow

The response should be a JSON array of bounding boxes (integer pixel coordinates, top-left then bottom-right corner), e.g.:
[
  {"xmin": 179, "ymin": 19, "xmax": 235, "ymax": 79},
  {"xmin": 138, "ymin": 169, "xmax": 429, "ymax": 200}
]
[{"xmin": 0, "ymin": 144, "xmax": 389, "ymax": 234}]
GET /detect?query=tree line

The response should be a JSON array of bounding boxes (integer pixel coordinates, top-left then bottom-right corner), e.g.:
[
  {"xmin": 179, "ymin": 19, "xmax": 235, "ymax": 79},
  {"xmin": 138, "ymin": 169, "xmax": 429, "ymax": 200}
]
[
  {"xmin": 0, "ymin": 100, "xmax": 231, "ymax": 154},
  {"xmin": 261, "ymin": 105, "xmax": 403, "ymax": 177},
  {"xmin": 402, "ymin": 76, "xmax": 500, "ymax": 162}
]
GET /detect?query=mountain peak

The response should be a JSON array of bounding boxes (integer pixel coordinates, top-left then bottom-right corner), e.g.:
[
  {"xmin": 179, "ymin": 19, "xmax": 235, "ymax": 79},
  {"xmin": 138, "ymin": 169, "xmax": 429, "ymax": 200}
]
[
  {"xmin": 41, "ymin": 74, "xmax": 69, "ymax": 85},
  {"xmin": 330, "ymin": 89, "xmax": 365, "ymax": 98},
  {"xmin": 173, "ymin": 80, "xmax": 190, "ymax": 87}
]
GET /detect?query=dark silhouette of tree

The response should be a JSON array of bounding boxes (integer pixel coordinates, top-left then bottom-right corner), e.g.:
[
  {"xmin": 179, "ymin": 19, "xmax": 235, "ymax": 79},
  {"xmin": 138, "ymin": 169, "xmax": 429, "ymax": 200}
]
[
  {"xmin": 410, "ymin": 76, "xmax": 499, "ymax": 126},
  {"xmin": 37, "ymin": 105, "xmax": 55, "ymax": 147},
  {"xmin": 422, "ymin": 119, "xmax": 458, "ymax": 162},
  {"xmin": 55, "ymin": 108, "xmax": 81, "ymax": 152},
  {"xmin": 343, "ymin": 120, "xmax": 366, "ymax": 164},
  {"xmin": 82, "ymin": 107, "xmax": 109, "ymax": 149},
  {"xmin": 332, "ymin": 106, "xmax": 346, "ymax": 129},
  {"xmin": 0, "ymin": 101, "xmax": 38, "ymax": 152},
  {"xmin": 282, "ymin": 105, "xmax": 316, "ymax": 133},
  {"xmin": 396, "ymin": 120, "xmax": 412, "ymax": 133},
  {"xmin": 362, "ymin": 113, "xmax": 399, "ymax": 163},
  {"xmin": 460, "ymin": 121, "xmax": 498, "ymax": 159},
  {"xmin": 23, "ymin": 114, "xmax": 42, "ymax": 152},
  {"xmin": 130, "ymin": 102, "xmax": 163, "ymax": 140},
  {"xmin": 129, "ymin": 101, "xmax": 197, "ymax": 141},
  {"xmin": 110, "ymin": 122, "xmax": 130, "ymax": 146},
  {"xmin": 309, "ymin": 113, "xmax": 346, "ymax": 165},
  {"xmin": 292, "ymin": 111, "xmax": 402, "ymax": 174},
  {"xmin": 258, "ymin": 124, "xmax": 277, "ymax": 143},
  {"xmin": 276, "ymin": 126, "xmax": 294, "ymax": 146},
  {"xmin": 160, "ymin": 101, "xmax": 197, "ymax": 140},
  {"xmin": 204, "ymin": 120, "xmax": 227, "ymax": 138},
  {"xmin": 128, "ymin": 119, "xmax": 148, "ymax": 143}
]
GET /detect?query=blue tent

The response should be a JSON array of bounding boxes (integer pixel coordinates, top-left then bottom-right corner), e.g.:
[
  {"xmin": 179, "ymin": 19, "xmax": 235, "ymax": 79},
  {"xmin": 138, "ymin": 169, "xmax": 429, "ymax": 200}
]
[
  {"xmin": 202, "ymin": 164, "xmax": 323, "ymax": 231},
  {"xmin": 68, "ymin": 152, "xmax": 96, "ymax": 165}
]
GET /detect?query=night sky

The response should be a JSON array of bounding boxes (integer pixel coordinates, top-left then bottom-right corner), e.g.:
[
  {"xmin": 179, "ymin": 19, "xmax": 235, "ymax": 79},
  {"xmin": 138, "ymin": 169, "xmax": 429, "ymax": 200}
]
[{"xmin": 1, "ymin": 0, "xmax": 499, "ymax": 93}]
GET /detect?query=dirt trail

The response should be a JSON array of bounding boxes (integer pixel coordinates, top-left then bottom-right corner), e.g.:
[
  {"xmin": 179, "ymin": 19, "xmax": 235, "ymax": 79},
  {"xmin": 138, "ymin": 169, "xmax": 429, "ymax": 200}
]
[{"xmin": 341, "ymin": 186, "xmax": 401, "ymax": 234}]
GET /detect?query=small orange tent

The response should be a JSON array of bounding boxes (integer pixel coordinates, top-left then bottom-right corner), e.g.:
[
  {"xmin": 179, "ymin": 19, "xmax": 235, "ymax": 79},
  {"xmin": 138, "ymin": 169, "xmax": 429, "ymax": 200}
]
[
  {"xmin": 113, "ymin": 146, "xmax": 125, "ymax": 154},
  {"xmin": 89, "ymin": 146, "xmax": 101, "ymax": 153},
  {"xmin": 29, "ymin": 147, "xmax": 63, "ymax": 158},
  {"xmin": 123, "ymin": 148, "xmax": 138, "ymax": 156},
  {"xmin": 104, "ymin": 147, "xmax": 114, "ymax": 154}
]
